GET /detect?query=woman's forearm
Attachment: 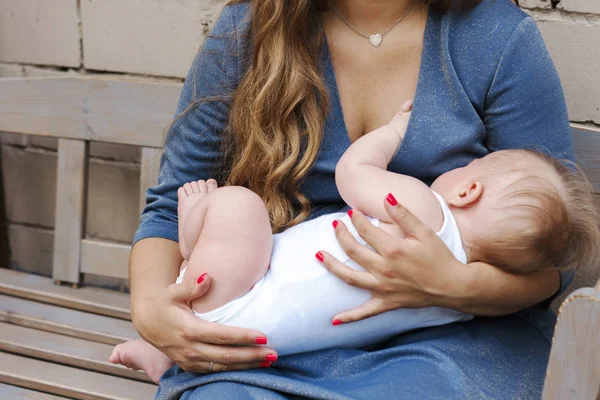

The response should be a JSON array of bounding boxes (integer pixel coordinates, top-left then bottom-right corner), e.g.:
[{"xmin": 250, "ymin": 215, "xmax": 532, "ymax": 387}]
[
  {"xmin": 129, "ymin": 237, "xmax": 183, "ymax": 326},
  {"xmin": 446, "ymin": 261, "xmax": 561, "ymax": 316}
]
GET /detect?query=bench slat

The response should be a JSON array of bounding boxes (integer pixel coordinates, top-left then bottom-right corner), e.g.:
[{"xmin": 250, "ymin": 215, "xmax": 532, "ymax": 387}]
[
  {"xmin": 0, "ymin": 269, "xmax": 130, "ymax": 320},
  {"xmin": 80, "ymin": 239, "xmax": 130, "ymax": 280},
  {"xmin": 0, "ymin": 352, "xmax": 157, "ymax": 400},
  {"xmin": 0, "ymin": 322, "xmax": 152, "ymax": 383},
  {"xmin": 0, "ymin": 295, "xmax": 138, "ymax": 345},
  {"xmin": 543, "ymin": 288, "xmax": 600, "ymax": 399},
  {"xmin": 0, "ymin": 77, "xmax": 181, "ymax": 148},
  {"xmin": 52, "ymin": 139, "xmax": 88, "ymax": 284},
  {"xmin": 0, "ymin": 383, "xmax": 70, "ymax": 399}
]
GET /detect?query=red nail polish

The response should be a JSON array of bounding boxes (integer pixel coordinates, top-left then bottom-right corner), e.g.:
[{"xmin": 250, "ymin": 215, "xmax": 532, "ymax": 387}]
[
  {"xmin": 332, "ymin": 319, "xmax": 343, "ymax": 326},
  {"xmin": 386, "ymin": 193, "xmax": 398, "ymax": 206},
  {"xmin": 348, "ymin": 210, "xmax": 353, "ymax": 218},
  {"xmin": 197, "ymin": 273, "xmax": 207, "ymax": 284},
  {"xmin": 332, "ymin": 220, "xmax": 338, "ymax": 229},
  {"xmin": 255, "ymin": 337, "xmax": 267, "ymax": 345},
  {"xmin": 266, "ymin": 354, "xmax": 278, "ymax": 362},
  {"xmin": 315, "ymin": 252, "xmax": 324, "ymax": 262},
  {"xmin": 260, "ymin": 361, "xmax": 272, "ymax": 368}
]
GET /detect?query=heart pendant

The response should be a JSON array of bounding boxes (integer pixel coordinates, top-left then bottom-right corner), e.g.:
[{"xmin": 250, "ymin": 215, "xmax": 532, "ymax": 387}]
[{"xmin": 369, "ymin": 34, "xmax": 383, "ymax": 47}]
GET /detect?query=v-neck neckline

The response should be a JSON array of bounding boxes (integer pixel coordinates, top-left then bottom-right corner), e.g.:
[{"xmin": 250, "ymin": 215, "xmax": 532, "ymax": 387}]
[{"xmin": 322, "ymin": 7, "xmax": 434, "ymax": 148}]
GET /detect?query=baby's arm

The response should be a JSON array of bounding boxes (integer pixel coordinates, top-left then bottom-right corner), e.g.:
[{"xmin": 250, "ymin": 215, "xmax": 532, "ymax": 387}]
[{"xmin": 336, "ymin": 101, "xmax": 443, "ymax": 231}]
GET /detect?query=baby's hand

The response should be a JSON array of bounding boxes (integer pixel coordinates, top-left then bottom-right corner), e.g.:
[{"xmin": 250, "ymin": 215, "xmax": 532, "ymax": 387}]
[{"xmin": 388, "ymin": 99, "xmax": 413, "ymax": 139}]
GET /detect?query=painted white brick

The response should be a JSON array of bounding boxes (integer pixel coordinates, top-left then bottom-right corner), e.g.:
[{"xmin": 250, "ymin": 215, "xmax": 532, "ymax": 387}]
[
  {"xmin": 8, "ymin": 224, "xmax": 54, "ymax": 276},
  {"xmin": 87, "ymin": 160, "xmax": 141, "ymax": 243},
  {"xmin": 2, "ymin": 146, "xmax": 57, "ymax": 228},
  {"xmin": 23, "ymin": 66, "xmax": 80, "ymax": 77},
  {"xmin": 519, "ymin": 0, "xmax": 552, "ymax": 9},
  {"xmin": 0, "ymin": 0, "xmax": 81, "ymax": 67},
  {"xmin": 1, "ymin": 133, "xmax": 29, "ymax": 147},
  {"xmin": 558, "ymin": 0, "xmax": 600, "ymax": 14},
  {"xmin": 536, "ymin": 18, "xmax": 600, "ymax": 123},
  {"xmin": 0, "ymin": 63, "xmax": 24, "ymax": 77},
  {"xmin": 81, "ymin": 0, "xmax": 227, "ymax": 78}
]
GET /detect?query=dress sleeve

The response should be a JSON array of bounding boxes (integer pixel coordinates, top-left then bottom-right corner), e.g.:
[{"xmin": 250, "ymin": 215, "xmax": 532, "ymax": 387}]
[
  {"xmin": 483, "ymin": 17, "xmax": 575, "ymax": 296},
  {"xmin": 133, "ymin": 6, "xmax": 243, "ymax": 245}
]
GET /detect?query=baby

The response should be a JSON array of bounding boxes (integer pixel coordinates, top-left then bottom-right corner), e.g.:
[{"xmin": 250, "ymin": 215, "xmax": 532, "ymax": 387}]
[{"xmin": 111, "ymin": 100, "xmax": 600, "ymax": 383}]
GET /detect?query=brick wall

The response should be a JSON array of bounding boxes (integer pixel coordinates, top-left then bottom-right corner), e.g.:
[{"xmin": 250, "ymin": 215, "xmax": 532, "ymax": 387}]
[{"xmin": 0, "ymin": 1, "xmax": 598, "ymax": 292}]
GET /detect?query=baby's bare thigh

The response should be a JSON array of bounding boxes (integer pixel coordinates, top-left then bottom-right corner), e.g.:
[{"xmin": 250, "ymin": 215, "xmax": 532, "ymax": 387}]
[{"xmin": 184, "ymin": 186, "xmax": 273, "ymax": 313}]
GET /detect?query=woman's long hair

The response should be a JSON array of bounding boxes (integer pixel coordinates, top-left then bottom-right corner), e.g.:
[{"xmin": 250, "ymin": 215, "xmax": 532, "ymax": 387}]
[{"xmin": 207, "ymin": 0, "xmax": 480, "ymax": 233}]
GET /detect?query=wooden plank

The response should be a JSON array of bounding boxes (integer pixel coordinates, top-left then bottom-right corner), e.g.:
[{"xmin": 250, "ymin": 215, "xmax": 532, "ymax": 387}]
[
  {"xmin": 572, "ymin": 123, "xmax": 600, "ymax": 194},
  {"xmin": 80, "ymin": 239, "xmax": 130, "ymax": 280},
  {"xmin": 0, "ymin": 323, "xmax": 151, "ymax": 383},
  {"xmin": 140, "ymin": 147, "xmax": 163, "ymax": 214},
  {"xmin": 0, "ymin": 352, "xmax": 157, "ymax": 400},
  {"xmin": 543, "ymin": 287, "xmax": 600, "ymax": 399},
  {"xmin": 0, "ymin": 269, "xmax": 130, "ymax": 320},
  {"xmin": 0, "ymin": 295, "xmax": 138, "ymax": 345},
  {"xmin": 52, "ymin": 139, "xmax": 88, "ymax": 284},
  {"xmin": 0, "ymin": 383, "xmax": 69, "ymax": 400},
  {"xmin": 0, "ymin": 77, "xmax": 181, "ymax": 148}
]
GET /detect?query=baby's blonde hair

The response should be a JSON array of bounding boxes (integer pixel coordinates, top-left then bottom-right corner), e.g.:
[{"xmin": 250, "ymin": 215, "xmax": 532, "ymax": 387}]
[{"xmin": 472, "ymin": 149, "xmax": 600, "ymax": 274}]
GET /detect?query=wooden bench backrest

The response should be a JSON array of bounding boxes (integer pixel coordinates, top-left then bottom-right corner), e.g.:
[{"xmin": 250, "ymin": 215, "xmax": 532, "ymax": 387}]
[
  {"xmin": 1, "ymin": 77, "xmax": 599, "ymax": 284},
  {"xmin": 0, "ymin": 77, "xmax": 182, "ymax": 283}
]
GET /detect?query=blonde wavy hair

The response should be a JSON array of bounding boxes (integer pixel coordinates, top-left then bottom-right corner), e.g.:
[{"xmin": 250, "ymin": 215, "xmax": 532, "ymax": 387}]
[{"xmin": 183, "ymin": 0, "xmax": 480, "ymax": 233}]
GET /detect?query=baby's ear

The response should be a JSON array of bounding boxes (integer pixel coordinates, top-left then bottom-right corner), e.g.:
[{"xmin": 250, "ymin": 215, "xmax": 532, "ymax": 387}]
[{"xmin": 448, "ymin": 181, "xmax": 483, "ymax": 208}]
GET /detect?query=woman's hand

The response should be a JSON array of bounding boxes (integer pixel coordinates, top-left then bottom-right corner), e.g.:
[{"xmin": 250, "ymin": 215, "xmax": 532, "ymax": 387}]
[
  {"xmin": 317, "ymin": 194, "xmax": 470, "ymax": 324},
  {"xmin": 132, "ymin": 274, "xmax": 278, "ymax": 373}
]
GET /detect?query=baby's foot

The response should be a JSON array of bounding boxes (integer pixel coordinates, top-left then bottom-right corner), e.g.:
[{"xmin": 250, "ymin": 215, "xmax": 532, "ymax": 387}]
[
  {"xmin": 177, "ymin": 179, "xmax": 218, "ymax": 258},
  {"xmin": 388, "ymin": 99, "xmax": 414, "ymax": 139},
  {"xmin": 109, "ymin": 339, "xmax": 174, "ymax": 384}
]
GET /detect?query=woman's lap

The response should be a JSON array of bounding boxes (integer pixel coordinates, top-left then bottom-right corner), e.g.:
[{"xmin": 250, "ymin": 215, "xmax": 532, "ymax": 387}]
[{"xmin": 156, "ymin": 314, "xmax": 552, "ymax": 400}]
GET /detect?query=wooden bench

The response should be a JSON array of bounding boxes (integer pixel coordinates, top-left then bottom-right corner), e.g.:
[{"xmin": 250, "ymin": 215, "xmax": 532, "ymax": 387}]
[
  {"xmin": 0, "ymin": 76, "xmax": 598, "ymax": 399},
  {"xmin": 0, "ymin": 76, "xmax": 183, "ymax": 399}
]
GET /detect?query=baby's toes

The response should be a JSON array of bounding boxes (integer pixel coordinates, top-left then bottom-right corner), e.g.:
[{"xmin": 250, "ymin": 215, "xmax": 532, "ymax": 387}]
[
  {"xmin": 197, "ymin": 180, "xmax": 208, "ymax": 193},
  {"xmin": 207, "ymin": 179, "xmax": 218, "ymax": 192},
  {"xmin": 190, "ymin": 181, "xmax": 200, "ymax": 193},
  {"xmin": 109, "ymin": 346, "xmax": 120, "ymax": 364}
]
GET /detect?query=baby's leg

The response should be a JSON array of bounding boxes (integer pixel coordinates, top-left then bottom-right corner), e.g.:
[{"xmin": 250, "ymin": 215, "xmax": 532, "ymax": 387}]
[
  {"xmin": 111, "ymin": 185, "xmax": 272, "ymax": 380},
  {"xmin": 180, "ymin": 185, "xmax": 273, "ymax": 313},
  {"xmin": 110, "ymin": 340, "xmax": 173, "ymax": 384}
]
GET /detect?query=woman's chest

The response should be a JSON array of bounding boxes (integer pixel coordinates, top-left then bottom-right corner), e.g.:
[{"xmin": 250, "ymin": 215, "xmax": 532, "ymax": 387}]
[
  {"xmin": 329, "ymin": 44, "xmax": 422, "ymax": 143},
  {"xmin": 334, "ymin": 58, "xmax": 420, "ymax": 142}
]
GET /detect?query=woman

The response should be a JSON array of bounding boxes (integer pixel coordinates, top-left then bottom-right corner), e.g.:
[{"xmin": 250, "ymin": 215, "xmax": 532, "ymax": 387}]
[{"xmin": 131, "ymin": 0, "xmax": 573, "ymax": 398}]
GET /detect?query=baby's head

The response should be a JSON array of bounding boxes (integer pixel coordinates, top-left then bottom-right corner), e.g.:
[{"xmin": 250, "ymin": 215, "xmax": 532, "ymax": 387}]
[{"xmin": 431, "ymin": 149, "xmax": 600, "ymax": 274}]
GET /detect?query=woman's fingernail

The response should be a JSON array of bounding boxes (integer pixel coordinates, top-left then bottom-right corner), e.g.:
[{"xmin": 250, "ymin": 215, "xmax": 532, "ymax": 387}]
[
  {"xmin": 332, "ymin": 220, "xmax": 338, "ymax": 229},
  {"xmin": 315, "ymin": 252, "xmax": 324, "ymax": 262},
  {"xmin": 255, "ymin": 337, "xmax": 267, "ymax": 345},
  {"xmin": 260, "ymin": 361, "xmax": 272, "ymax": 368},
  {"xmin": 197, "ymin": 273, "xmax": 207, "ymax": 284},
  {"xmin": 386, "ymin": 193, "xmax": 398, "ymax": 206},
  {"xmin": 332, "ymin": 319, "xmax": 343, "ymax": 326},
  {"xmin": 266, "ymin": 354, "xmax": 278, "ymax": 362},
  {"xmin": 348, "ymin": 209, "xmax": 353, "ymax": 218}
]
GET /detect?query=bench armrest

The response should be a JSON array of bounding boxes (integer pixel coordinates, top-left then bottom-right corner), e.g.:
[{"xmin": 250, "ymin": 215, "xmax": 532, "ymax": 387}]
[{"xmin": 543, "ymin": 279, "xmax": 600, "ymax": 399}]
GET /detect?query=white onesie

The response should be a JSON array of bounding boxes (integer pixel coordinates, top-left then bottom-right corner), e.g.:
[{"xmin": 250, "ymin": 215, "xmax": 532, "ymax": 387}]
[{"xmin": 177, "ymin": 192, "xmax": 472, "ymax": 356}]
